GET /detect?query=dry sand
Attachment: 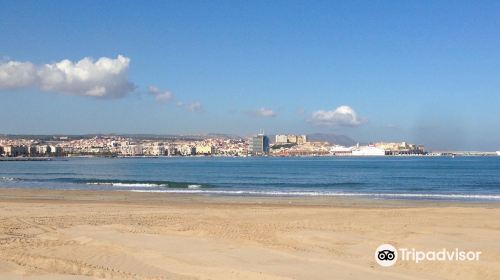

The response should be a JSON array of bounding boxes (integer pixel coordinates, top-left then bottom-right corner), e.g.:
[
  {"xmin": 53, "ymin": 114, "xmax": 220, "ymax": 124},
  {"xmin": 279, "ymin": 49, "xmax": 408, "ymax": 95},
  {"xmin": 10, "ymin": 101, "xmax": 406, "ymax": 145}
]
[{"xmin": 0, "ymin": 188, "xmax": 499, "ymax": 280}]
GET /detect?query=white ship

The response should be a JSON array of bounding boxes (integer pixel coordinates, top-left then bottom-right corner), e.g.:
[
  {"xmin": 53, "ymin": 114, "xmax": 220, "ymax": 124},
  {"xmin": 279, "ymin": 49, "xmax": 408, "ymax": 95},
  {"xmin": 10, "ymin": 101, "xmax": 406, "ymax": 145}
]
[{"xmin": 497, "ymin": 151, "xmax": 500, "ymax": 156}]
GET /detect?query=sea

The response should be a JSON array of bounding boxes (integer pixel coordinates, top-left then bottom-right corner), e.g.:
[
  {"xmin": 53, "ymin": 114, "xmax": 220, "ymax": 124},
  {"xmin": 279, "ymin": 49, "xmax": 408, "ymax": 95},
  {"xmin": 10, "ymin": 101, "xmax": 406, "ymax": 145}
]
[{"xmin": 1, "ymin": 156, "xmax": 500, "ymax": 201}]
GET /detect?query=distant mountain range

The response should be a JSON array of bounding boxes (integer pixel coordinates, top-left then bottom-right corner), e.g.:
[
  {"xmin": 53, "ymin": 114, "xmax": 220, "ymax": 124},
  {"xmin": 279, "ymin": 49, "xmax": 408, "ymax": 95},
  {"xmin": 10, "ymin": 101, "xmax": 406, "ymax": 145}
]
[{"xmin": 0, "ymin": 133, "xmax": 242, "ymax": 141}]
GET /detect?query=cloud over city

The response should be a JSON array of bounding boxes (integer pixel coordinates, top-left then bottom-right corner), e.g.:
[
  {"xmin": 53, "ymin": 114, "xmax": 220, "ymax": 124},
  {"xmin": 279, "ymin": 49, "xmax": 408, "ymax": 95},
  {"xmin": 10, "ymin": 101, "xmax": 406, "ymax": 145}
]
[
  {"xmin": 249, "ymin": 107, "xmax": 277, "ymax": 118},
  {"xmin": 176, "ymin": 101, "xmax": 203, "ymax": 112},
  {"xmin": 149, "ymin": 85, "xmax": 203, "ymax": 112},
  {"xmin": 148, "ymin": 86, "xmax": 173, "ymax": 103},
  {"xmin": 0, "ymin": 55, "xmax": 135, "ymax": 98},
  {"xmin": 186, "ymin": 101, "xmax": 203, "ymax": 112},
  {"xmin": 309, "ymin": 105, "xmax": 365, "ymax": 127}
]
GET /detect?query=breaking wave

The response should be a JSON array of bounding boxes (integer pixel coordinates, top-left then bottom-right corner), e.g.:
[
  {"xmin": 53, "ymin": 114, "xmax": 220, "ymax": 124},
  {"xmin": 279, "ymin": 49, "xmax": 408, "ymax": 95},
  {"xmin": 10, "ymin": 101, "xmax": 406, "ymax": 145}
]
[
  {"xmin": 79, "ymin": 179, "xmax": 212, "ymax": 189},
  {"xmin": 129, "ymin": 189, "xmax": 500, "ymax": 200},
  {"xmin": 0, "ymin": 177, "xmax": 17, "ymax": 182}
]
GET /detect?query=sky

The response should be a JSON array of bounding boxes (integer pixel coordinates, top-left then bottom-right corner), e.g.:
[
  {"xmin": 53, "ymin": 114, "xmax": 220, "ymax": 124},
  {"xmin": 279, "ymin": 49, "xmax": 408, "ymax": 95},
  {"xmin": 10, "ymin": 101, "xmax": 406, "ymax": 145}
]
[{"xmin": 1, "ymin": 0, "xmax": 500, "ymax": 151}]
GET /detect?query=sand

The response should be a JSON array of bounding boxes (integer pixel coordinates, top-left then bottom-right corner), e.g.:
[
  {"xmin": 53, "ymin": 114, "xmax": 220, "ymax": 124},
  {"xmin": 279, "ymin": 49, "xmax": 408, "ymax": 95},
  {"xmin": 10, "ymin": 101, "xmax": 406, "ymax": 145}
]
[{"xmin": 0, "ymin": 188, "xmax": 499, "ymax": 280}]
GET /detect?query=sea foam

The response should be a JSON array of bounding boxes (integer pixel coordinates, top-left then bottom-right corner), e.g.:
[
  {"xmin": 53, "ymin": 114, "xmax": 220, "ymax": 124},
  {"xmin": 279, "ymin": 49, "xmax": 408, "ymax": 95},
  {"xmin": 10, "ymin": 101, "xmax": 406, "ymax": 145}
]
[{"xmin": 128, "ymin": 189, "xmax": 500, "ymax": 200}]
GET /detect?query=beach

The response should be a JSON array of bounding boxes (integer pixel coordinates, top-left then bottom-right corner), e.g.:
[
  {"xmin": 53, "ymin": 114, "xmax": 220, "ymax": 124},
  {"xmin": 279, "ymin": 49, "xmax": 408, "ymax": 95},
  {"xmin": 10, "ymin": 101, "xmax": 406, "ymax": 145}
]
[{"xmin": 0, "ymin": 189, "xmax": 498, "ymax": 279}]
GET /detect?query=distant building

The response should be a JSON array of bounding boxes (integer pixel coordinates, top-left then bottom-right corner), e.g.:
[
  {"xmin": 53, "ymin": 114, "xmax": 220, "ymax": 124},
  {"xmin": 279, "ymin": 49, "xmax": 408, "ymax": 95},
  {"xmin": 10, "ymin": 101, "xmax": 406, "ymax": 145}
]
[
  {"xmin": 28, "ymin": 146, "xmax": 38, "ymax": 156},
  {"xmin": 296, "ymin": 135, "xmax": 307, "ymax": 145},
  {"xmin": 49, "ymin": 145, "xmax": 63, "ymax": 156},
  {"xmin": 275, "ymin": 135, "xmax": 288, "ymax": 144},
  {"xmin": 250, "ymin": 134, "xmax": 269, "ymax": 155},
  {"xmin": 121, "ymin": 145, "xmax": 143, "ymax": 156},
  {"xmin": 149, "ymin": 145, "xmax": 166, "ymax": 156},
  {"xmin": 275, "ymin": 134, "xmax": 307, "ymax": 145},
  {"xmin": 3, "ymin": 145, "xmax": 28, "ymax": 157},
  {"xmin": 167, "ymin": 146, "xmax": 178, "ymax": 156},
  {"xmin": 287, "ymin": 135, "xmax": 297, "ymax": 144},
  {"xmin": 374, "ymin": 142, "xmax": 425, "ymax": 155},
  {"xmin": 37, "ymin": 145, "xmax": 50, "ymax": 155},
  {"xmin": 196, "ymin": 145, "xmax": 215, "ymax": 155},
  {"xmin": 178, "ymin": 145, "xmax": 196, "ymax": 156}
]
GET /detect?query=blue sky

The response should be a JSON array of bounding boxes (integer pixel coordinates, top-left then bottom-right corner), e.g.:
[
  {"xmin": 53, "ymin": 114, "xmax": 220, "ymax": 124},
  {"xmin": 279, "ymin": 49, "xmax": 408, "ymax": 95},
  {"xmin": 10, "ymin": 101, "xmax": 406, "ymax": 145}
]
[{"xmin": 1, "ymin": 1, "xmax": 500, "ymax": 150}]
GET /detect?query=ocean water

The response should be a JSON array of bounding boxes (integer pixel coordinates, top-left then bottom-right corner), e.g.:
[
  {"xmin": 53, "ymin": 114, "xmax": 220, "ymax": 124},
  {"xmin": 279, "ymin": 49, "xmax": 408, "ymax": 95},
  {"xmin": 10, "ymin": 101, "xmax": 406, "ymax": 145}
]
[{"xmin": 1, "ymin": 157, "xmax": 500, "ymax": 201}]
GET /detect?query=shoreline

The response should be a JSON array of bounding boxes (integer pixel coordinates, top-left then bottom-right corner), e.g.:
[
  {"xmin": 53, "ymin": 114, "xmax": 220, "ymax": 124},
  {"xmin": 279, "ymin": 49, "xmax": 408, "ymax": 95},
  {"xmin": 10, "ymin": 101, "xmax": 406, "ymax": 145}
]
[
  {"xmin": 1, "ymin": 187, "xmax": 500, "ymax": 206},
  {"xmin": 2, "ymin": 154, "xmax": 499, "ymax": 160}
]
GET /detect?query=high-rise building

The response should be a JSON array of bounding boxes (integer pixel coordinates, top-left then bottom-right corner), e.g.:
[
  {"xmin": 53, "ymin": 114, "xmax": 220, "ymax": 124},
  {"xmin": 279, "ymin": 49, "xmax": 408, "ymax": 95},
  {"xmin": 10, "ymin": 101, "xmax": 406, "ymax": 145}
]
[{"xmin": 250, "ymin": 134, "xmax": 269, "ymax": 155}]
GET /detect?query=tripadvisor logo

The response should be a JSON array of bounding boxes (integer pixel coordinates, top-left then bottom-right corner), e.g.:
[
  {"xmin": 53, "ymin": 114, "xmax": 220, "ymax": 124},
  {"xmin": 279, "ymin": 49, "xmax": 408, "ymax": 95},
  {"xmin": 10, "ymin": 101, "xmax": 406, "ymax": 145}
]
[
  {"xmin": 375, "ymin": 244, "xmax": 397, "ymax": 267},
  {"xmin": 375, "ymin": 244, "xmax": 481, "ymax": 267}
]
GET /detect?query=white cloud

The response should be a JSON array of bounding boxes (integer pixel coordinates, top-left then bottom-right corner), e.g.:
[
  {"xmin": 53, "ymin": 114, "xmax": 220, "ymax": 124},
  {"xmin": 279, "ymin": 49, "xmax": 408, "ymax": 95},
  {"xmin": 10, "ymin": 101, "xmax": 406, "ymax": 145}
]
[
  {"xmin": 186, "ymin": 101, "xmax": 203, "ymax": 112},
  {"xmin": 0, "ymin": 55, "xmax": 135, "ymax": 98},
  {"xmin": 148, "ymin": 85, "xmax": 202, "ymax": 112},
  {"xmin": 310, "ymin": 105, "xmax": 364, "ymax": 127},
  {"xmin": 148, "ymin": 85, "xmax": 173, "ymax": 103},
  {"xmin": 0, "ymin": 61, "xmax": 37, "ymax": 89},
  {"xmin": 177, "ymin": 100, "xmax": 203, "ymax": 112},
  {"xmin": 251, "ymin": 107, "xmax": 277, "ymax": 118}
]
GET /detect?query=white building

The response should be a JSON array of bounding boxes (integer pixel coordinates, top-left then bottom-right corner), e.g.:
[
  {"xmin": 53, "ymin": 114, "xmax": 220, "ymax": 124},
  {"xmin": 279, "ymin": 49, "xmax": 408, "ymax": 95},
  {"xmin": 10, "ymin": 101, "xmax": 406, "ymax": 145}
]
[
  {"xmin": 121, "ymin": 145, "xmax": 143, "ymax": 156},
  {"xmin": 37, "ymin": 145, "xmax": 50, "ymax": 155},
  {"xmin": 178, "ymin": 145, "xmax": 196, "ymax": 156},
  {"xmin": 275, "ymin": 135, "xmax": 288, "ymax": 144},
  {"xmin": 149, "ymin": 145, "xmax": 166, "ymax": 156},
  {"xmin": 49, "ymin": 146, "xmax": 63, "ymax": 156},
  {"xmin": 167, "ymin": 146, "xmax": 178, "ymax": 156},
  {"xmin": 352, "ymin": 146, "xmax": 386, "ymax": 156}
]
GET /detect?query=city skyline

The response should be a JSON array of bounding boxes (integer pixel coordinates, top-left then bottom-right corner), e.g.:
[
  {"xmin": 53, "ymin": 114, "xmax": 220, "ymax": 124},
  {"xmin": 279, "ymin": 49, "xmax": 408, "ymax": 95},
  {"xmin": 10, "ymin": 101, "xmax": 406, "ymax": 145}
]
[
  {"xmin": 0, "ymin": 133, "xmax": 431, "ymax": 157},
  {"xmin": 1, "ymin": 1, "xmax": 500, "ymax": 150}
]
